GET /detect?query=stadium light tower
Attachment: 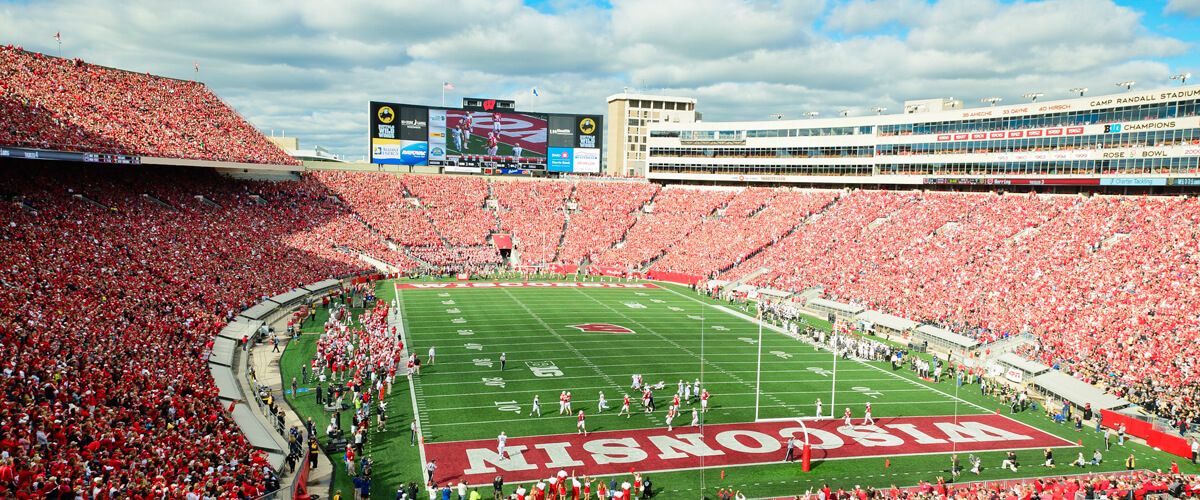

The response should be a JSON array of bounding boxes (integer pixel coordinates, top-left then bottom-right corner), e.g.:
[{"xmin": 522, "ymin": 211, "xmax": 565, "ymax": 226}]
[
  {"xmin": 1069, "ymin": 87, "xmax": 1088, "ymax": 97},
  {"xmin": 1116, "ymin": 81, "xmax": 1136, "ymax": 91},
  {"xmin": 872, "ymin": 106, "xmax": 887, "ymax": 115},
  {"xmin": 1023, "ymin": 92, "xmax": 1044, "ymax": 102},
  {"xmin": 981, "ymin": 97, "xmax": 1002, "ymax": 106},
  {"xmin": 804, "ymin": 111, "xmax": 819, "ymax": 119},
  {"xmin": 768, "ymin": 113, "xmax": 785, "ymax": 120},
  {"xmin": 1171, "ymin": 73, "xmax": 1192, "ymax": 85}
]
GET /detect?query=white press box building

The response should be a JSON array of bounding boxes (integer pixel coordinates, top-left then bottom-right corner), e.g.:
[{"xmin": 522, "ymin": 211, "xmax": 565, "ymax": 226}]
[{"xmin": 645, "ymin": 86, "xmax": 1200, "ymax": 190}]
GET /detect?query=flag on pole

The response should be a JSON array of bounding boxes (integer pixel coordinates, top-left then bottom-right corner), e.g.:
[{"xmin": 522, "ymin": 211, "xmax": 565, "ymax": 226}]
[
  {"xmin": 53, "ymin": 32, "xmax": 61, "ymax": 42},
  {"xmin": 442, "ymin": 81, "xmax": 455, "ymax": 91},
  {"xmin": 531, "ymin": 86, "xmax": 539, "ymax": 97},
  {"xmin": 193, "ymin": 61, "xmax": 200, "ymax": 73}
]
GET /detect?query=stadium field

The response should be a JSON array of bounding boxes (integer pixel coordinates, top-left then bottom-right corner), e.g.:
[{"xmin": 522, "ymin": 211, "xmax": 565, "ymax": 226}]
[{"xmin": 283, "ymin": 279, "xmax": 1188, "ymax": 499}]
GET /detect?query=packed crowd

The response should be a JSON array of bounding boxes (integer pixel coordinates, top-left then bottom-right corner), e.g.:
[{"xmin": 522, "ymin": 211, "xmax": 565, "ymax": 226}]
[
  {"xmin": 559, "ymin": 182, "xmax": 660, "ymax": 264},
  {"xmin": 0, "ymin": 165, "xmax": 381, "ymax": 497},
  {"xmin": 494, "ymin": 180, "xmax": 572, "ymax": 264},
  {"xmin": 723, "ymin": 190, "xmax": 1200, "ymax": 423},
  {"xmin": 594, "ymin": 188, "xmax": 734, "ymax": 269},
  {"xmin": 0, "ymin": 46, "xmax": 298, "ymax": 165}
]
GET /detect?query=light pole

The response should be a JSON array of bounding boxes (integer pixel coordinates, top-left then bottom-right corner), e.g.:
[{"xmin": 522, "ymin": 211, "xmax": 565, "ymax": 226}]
[
  {"xmin": 1069, "ymin": 87, "xmax": 1088, "ymax": 97},
  {"xmin": 980, "ymin": 97, "xmax": 1002, "ymax": 106},
  {"xmin": 804, "ymin": 111, "xmax": 819, "ymax": 119},
  {"xmin": 1170, "ymin": 73, "xmax": 1192, "ymax": 86},
  {"xmin": 1023, "ymin": 92, "xmax": 1044, "ymax": 102},
  {"xmin": 1116, "ymin": 81, "xmax": 1136, "ymax": 91}
]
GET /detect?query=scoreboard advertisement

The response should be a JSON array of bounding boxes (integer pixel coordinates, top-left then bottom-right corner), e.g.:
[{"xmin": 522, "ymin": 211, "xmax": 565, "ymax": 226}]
[{"xmin": 370, "ymin": 101, "xmax": 601, "ymax": 174}]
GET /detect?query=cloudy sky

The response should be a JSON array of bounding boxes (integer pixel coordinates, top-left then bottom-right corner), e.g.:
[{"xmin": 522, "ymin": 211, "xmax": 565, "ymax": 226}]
[{"xmin": 2, "ymin": 0, "xmax": 1199, "ymax": 160}]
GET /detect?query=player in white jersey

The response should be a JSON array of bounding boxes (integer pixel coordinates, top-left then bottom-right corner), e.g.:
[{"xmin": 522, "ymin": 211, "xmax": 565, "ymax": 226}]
[
  {"xmin": 815, "ymin": 398, "xmax": 823, "ymax": 419},
  {"xmin": 597, "ymin": 392, "xmax": 608, "ymax": 413},
  {"xmin": 691, "ymin": 408, "xmax": 700, "ymax": 427},
  {"xmin": 497, "ymin": 431, "xmax": 508, "ymax": 459},
  {"xmin": 862, "ymin": 402, "xmax": 874, "ymax": 426},
  {"xmin": 452, "ymin": 126, "xmax": 463, "ymax": 152},
  {"xmin": 683, "ymin": 383, "xmax": 692, "ymax": 403},
  {"xmin": 631, "ymin": 374, "xmax": 641, "ymax": 390},
  {"xmin": 677, "ymin": 380, "xmax": 685, "ymax": 397},
  {"xmin": 693, "ymin": 378, "xmax": 701, "ymax": 399},
  {"xmin": 530, "ymin": 394, "xmax": 541, "ymax": 417},
  {"xmin": 512, "ymin": 143, "xmax": 523, "ymax": 159}
]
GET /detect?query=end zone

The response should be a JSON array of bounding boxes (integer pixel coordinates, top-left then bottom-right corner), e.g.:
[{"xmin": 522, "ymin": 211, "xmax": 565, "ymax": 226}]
[{"xmin": 423, "ymin": 414, "xmax": 1076, "ymax": 485}]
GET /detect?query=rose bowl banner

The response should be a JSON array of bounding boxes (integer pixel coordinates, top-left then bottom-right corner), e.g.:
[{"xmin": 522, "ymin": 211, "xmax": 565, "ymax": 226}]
[{"xmin": 423, "ymin": 414, "xmax": 1075, "ymax": 485}]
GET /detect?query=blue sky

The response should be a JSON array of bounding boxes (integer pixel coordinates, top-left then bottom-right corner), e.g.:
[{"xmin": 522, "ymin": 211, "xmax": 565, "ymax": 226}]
[{"xmin": 1, "ymin": 0, "xmax": 1198, "ymax": 159}]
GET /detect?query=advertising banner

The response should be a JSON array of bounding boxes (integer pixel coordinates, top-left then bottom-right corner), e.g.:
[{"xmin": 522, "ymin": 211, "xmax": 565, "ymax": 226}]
[
  {"xmin": 428, "ymin": 109, "xmax": 448, "ymax": 164},
  {"xmin": 548, "ymin": 115, "xmax": 576, "ymax": 148},
  {"xmin": 371, "ymin": 138, "xmax": 402, "ymax": 165},
  {"xmin": 576, "ymin": 115, "xmax": 601, "ymax": 149},
  {"xmin": 573, "ymin": 147, "xmax": 600, "ymax": 173},
  {"xmin": 548, "ymin": 147, "xmax": 574, "ymax": 172}
]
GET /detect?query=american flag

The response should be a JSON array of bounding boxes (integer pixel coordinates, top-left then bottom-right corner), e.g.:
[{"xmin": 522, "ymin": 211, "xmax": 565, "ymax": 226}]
[{"xmin": 442, "ymin": 81, "xmax": 455, "ymax": 91}]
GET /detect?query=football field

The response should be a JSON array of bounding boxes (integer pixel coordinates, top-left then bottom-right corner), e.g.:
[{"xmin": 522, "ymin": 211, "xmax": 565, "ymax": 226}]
[
  {"xmin": 283, "ymin": 279, "xmax": 1185, "ymax": 499},
  {"xmin": 394, "ymin": 281, "xmax": 1078, "ymax": 494}
]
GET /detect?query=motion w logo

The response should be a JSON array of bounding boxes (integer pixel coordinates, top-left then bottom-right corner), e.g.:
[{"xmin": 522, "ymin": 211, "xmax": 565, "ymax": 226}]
[{"xmin": 483, "ymin": 99, "xmax": 496, "ymax": 111}]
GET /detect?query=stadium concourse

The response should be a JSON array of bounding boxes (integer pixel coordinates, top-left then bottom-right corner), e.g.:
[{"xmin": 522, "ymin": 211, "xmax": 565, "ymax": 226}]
[{"xmin": 2, "ymin": 48, "xmax": 1200, "ymax": 498}]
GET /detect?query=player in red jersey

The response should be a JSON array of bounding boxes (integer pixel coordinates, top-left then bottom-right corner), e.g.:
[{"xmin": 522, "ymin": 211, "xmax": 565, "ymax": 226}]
[
  {"xmin": 492, "ymin": 112, "xmax": 503, "ymax": 134},
  {"xmin": 618, "ymin": 394, "xmax": 631, "ymax": 418},
  {"xmin": 487, "ymin": 131, "xmax": 499, "ymax": 157},
  {"xmin": 700, "ymin": 388, "xmax": 710, "ymax": 413},
  {"xmin": 576, "ymin": 410, "xmax": 587, "ymax": 436}
]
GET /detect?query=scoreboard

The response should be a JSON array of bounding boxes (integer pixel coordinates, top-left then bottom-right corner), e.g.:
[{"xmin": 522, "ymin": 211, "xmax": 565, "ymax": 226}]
[{"xmin": 370, "ymin": 101, "xmax": 601, "ymax": 174}]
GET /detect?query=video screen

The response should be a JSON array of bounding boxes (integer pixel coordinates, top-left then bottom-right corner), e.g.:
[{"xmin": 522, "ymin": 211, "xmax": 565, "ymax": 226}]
[{"xmin": 430, "ymin": 110, "xmax": 547, "ymax": 169}]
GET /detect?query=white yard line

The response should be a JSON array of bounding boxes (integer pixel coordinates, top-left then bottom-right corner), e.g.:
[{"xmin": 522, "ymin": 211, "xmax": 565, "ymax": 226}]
[
  {"xmin": 392, "ymin": 292, "xmax": 430, "ymax": 479},
  {"xmin": 654, "ymin": 285, "xmax": 993, "ymax": 415}
]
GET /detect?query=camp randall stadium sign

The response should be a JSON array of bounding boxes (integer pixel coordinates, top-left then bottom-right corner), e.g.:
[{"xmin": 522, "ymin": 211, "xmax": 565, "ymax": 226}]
[{"xmin": 425, "ymin": 415, "xmax": 1075, "ymax": 485}]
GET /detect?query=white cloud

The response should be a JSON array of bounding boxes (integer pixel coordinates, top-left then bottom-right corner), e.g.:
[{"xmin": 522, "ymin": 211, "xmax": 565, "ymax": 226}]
[
  {"xmin": 0, "ymin": 0, "xmax": 1192, "ymax": 159},
  {"xmin": 824, "ymin": 0, "xmax": 932, "ymax": 33},
  {"xmin": 1165, "ymin": 0, "xmax": 1200, "ymax": 17}
]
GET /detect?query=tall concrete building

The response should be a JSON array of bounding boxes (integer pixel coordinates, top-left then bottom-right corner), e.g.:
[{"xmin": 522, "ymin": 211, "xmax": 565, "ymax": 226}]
[{"xmin": 606, "ymin": 92, "xmax": 698, "ymax": 177}]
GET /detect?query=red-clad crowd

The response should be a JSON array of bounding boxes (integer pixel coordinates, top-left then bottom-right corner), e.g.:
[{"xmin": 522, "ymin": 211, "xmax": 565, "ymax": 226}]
[
  {"xmin": 403, "ymin": 175, "xmax": 494, "ymax": 246},
  {"xmin": 315, "ymin": 171, "xmax": 443, "ymax": 247},
  {"xmin": 0, "ymin": 165, "xmax": 385, "ymax": 498},
  {"xmin": 0, "ymin": 46, "xmax": 298, "ymax": 166},
  {"xmin": 654, "ymin": 189, "xmax": 837, "ymax": 277},
  {"xmin": 724, "ymin": 190, "xmax": 1200, "ymax": 422},
  {"xmin": 494, "ymin": 180, "xmax": 572, "ymax": 264},
  {"xmin": 558, "ymin": 182, "xmax": 660, "ymax": 264},
  {"xmin": 594, "ymin": 188, "xmax": 734, "ymax": 269}
]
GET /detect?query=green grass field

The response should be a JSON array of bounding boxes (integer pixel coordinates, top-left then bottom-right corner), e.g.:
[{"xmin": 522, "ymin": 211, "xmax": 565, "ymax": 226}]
[{"xmin": 280, "ymin": 279, "xmax": 1196, "ymax": 499}]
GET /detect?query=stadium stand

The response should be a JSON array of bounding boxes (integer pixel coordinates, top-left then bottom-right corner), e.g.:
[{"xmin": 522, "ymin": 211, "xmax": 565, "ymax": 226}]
[
  {"xmin": 0, "ymin": 46, "xmax": 298, "ymax": 166},
  {"xmin": 558, "ymin": 181, "xmax": 659, "ymax": 265},
  {"xmin": 494, "ymin": 179, "xmax": 572, "ymax": 264}
]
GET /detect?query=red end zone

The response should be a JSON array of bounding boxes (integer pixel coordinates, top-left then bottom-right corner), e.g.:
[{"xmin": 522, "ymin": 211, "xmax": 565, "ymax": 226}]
[
  {"xmin": 395, "ymin": 282, "xmax": 662, "ymax": 290},
  {"xmin": 424, "ymin": 415, "xmax": 1075, "ymax": 485}
]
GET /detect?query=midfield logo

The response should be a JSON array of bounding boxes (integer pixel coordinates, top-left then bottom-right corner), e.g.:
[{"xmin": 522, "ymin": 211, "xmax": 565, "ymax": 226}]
[{"xmin": 568, "ymin": 323, "xmax": 635, "ymax": 334}]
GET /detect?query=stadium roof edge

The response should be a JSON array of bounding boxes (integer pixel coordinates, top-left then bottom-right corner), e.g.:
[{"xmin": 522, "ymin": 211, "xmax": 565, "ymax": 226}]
[{"xmin": 606, "ymin": 92, "xmax": 696, "ymax": 104}]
